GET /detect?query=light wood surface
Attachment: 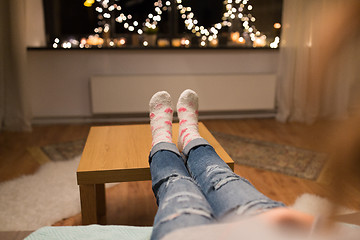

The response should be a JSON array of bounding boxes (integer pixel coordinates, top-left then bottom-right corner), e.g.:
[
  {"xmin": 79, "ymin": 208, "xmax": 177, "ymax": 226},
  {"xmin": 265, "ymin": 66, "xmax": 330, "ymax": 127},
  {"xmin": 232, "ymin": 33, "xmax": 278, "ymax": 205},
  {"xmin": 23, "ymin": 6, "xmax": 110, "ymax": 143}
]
[
  {"xmin": 79, "ymin": 184, "xmax": 106, "ymax": 225},
  {"xmin": 79, "ymin": 184, "xmax": 100, "ymax": 224},
  {"xmin": 77, "ymin": 122, "xmax": 234, "ymax": 224},
  {"xmin": 77, "ymin": 122, "xmax": 234, "ymax": 184},
  {"xmin": 0, "ymin": 123, "xmax": 92, "ymax": 183}
]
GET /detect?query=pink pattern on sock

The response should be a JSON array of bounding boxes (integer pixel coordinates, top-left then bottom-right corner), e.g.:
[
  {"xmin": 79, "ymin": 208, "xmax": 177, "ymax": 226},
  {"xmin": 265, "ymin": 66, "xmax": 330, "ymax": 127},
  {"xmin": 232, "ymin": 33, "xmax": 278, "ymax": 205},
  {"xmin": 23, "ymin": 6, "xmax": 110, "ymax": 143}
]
[
  {"xmin": 195, "ymin": 110, "xmax": 199, "ymax": 115},
  {"xmin": 178, "ymin": 107, "xmax": 187, "ymax": 112},
  {"xmin": 179, "ymin": 119, "xmax": 187, "ymax": 125},
  {"xmin": 185, "ymin": 139, "xmax": 192, "ymax": 146},
  {"xmin": 164, "ymin": 108, "xmax": 173, "ymax": 113},
  {"xmin": 190, "ymin": 113, "xmax": 198, "ymax": 118},
  {"xmin": 165, "ymin": 121, "xmax": 172, "ymax": 126},
  {"xmin": 153, "ymin": 126, "xmax": 162, "ymax": 132},
  {"xmin": 166, "ymin": 130, "xmax": 172, "ymax": 135},
  {"xmin": 153, "ymin": 132, "xmax": 164, "ymax": 139},
  {"xmin": 180, "ymin": 128, "xmax": 188, "ymax": 137},
  {"xmin": 150, "ymin": 113, "xmax": 155, "ymax": 119},
  {"xmin": 154, "ymin": 116, "xmax": 163, "ymax": 121},
  {"xmin": 155, "ymin": 104, "xmax": 163, "ymax": 110},
  {"xmin": 183, "ymin": 133, "xmax": 190, "ymax": 142}
]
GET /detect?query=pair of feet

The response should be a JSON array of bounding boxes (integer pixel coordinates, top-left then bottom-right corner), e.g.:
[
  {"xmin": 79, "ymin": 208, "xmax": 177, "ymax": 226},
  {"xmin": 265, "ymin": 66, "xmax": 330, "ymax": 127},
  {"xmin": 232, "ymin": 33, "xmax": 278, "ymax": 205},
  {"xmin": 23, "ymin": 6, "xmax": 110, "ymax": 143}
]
[{"xmin": 149, "ymin": 89, "xmax": 201, "ymax": 151}]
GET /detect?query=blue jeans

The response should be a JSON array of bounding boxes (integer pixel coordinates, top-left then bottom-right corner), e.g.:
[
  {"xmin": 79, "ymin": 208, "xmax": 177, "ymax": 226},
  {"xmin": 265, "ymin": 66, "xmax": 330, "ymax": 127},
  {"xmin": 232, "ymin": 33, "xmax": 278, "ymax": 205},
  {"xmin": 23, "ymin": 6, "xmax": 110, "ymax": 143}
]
[{"xmin": 149, "ymin": 139, "xmax": 285, "ymax": 240}]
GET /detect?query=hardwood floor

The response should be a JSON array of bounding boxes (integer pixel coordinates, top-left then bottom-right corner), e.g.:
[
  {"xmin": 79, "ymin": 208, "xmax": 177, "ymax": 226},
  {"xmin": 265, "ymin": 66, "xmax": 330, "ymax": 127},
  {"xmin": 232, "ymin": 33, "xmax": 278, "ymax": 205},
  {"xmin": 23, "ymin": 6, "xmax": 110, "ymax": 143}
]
[
  {"xmin": 1, "ymin": 118, "xmax": 359, "ymax": 227},
  {"xmin": 0, "ymin": 124, "xmax": 93, "ymax": 182}
]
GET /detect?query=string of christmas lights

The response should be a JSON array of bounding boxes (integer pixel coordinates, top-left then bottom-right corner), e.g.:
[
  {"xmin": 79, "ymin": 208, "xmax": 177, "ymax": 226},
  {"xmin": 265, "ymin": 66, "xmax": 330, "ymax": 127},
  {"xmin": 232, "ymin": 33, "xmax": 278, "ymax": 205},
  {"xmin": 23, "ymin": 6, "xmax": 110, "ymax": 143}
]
[
  {"xmin": 93, "ymin": 0, "xmax": 165, "ymax": 36},
  {"xmin": 178, "ymin": 0, "xmax": 263, "ymax": 47},
  {"xmin": 53, "ymin": 0, "xmax": 278, "ymax": 48}
]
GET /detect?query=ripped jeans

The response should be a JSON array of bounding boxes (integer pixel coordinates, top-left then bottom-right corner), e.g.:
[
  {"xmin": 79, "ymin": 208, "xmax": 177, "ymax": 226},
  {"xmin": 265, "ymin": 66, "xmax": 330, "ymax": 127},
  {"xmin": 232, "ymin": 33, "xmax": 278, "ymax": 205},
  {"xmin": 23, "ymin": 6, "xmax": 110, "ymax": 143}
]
[{"xmin": 149, "ymin": 138, "xmax": 285, "ymax": 240}]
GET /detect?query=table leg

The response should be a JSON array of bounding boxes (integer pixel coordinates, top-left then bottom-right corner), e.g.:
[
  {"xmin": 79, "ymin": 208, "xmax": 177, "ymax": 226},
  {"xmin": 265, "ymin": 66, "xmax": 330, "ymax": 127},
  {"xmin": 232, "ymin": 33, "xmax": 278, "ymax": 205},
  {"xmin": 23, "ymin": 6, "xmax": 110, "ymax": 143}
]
[
  {"xmin": 95, "ymin": 184, "xmax": 106, "ymax": 223},
  {"xmin": 79, "ymin": 184, "xmax": 106, "ymax": 225}
]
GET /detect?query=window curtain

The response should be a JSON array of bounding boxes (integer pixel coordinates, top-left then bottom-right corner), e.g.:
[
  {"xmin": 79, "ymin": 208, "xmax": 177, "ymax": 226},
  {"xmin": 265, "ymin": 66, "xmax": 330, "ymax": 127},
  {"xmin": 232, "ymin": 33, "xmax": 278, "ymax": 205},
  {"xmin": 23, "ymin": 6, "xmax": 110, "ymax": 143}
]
[
  {"xmin": 0, "ymin": 0, "xmax": 32, "ymax": 131},
  {"xmin": 276, "ymin": 0, "xmax": 360, "ymax": 124}
]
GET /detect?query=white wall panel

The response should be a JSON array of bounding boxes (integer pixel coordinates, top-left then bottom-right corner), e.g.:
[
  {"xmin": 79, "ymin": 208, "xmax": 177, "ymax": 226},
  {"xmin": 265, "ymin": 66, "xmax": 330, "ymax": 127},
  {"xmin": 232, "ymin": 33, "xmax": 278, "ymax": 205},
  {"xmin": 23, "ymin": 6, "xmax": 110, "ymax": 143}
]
[
  {"xmin": 91, "ymin": 74, "xmax": 277, "ymax": 114},
  {"xmin": 28, "ymin": 50, "xmax": 279, "ymax": 118}
]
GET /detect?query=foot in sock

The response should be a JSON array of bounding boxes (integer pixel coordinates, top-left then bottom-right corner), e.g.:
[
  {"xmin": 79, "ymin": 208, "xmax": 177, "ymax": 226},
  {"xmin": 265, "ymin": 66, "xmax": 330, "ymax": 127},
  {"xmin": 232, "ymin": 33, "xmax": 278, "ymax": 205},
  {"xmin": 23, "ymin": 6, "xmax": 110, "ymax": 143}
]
[
  {"xmin": 177, "ymin": 89, "xmax": 202, "ymax": 151},
  {"xmin": 149, "ymin": 91, "xmax": 174, "ymax": 147}
]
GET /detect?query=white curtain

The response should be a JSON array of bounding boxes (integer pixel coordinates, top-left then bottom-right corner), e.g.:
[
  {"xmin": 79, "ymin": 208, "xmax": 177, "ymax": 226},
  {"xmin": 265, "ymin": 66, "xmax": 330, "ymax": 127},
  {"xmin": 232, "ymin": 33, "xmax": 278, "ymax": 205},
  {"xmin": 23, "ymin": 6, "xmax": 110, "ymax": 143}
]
[
  {"xmin": 276, "ymin": 0, "xmax": 360, "ymax": 124},
  {"xmin": 26, "ymin": 0, "xmax": 47, "ymax": 47},
  {"xmin": 0, "ymin": 0, "xmax": 33, "ymax": 131}
]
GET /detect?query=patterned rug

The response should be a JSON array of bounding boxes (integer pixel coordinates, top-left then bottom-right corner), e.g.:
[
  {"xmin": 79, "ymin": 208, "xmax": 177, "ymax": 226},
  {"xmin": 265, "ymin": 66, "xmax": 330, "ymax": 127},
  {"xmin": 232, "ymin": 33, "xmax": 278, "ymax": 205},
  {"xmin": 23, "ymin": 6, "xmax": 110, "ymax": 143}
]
[
  {"xmin": 41, "ymin": 140, "xmax": 86, "ymax": 162},
  {"xmin": 28, "ymin": 134, "xmax": 326, "ymax": 180},
  {"xmin": 27, "ymin": 140, "xmax": 86, "ymax": 164},
  {"xmin": 212, "ymin": 132, "xmax": 327, "ymax": 180}
]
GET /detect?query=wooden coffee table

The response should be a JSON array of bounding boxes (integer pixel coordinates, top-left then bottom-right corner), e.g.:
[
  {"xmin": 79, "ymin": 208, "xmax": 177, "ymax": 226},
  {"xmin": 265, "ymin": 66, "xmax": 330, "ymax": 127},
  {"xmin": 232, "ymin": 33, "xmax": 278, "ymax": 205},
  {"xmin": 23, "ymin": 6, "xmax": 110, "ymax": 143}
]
[{"xmin": 77, "ymin": 122, "xmax": 234, "ymax": 225}]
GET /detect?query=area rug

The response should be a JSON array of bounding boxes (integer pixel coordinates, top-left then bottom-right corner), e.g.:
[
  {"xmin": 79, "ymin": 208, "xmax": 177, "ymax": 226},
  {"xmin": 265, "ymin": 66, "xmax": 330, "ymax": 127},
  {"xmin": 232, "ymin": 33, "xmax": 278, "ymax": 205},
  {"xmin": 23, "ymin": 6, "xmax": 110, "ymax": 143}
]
[
  {"xmin": 211, "ymin": 132, "xmax": 327, "ymax": 180},
  {"xmin": 291, "ymin": 193, "xmax": 355, "ymax": 217},
  {"xmin": 30, "ymin": 135, "xmax": 327, "ymax": 180},
  {"xmin": 27, "ymin": 140, "xmax": 86, "ymax": 164},
  {"xmin": 0, "ymin": 156, "xmax": 82, "ymax": 231},
  {"xmin": 41, "ymin": 140, "xmax": 86, "ymax": 162}
]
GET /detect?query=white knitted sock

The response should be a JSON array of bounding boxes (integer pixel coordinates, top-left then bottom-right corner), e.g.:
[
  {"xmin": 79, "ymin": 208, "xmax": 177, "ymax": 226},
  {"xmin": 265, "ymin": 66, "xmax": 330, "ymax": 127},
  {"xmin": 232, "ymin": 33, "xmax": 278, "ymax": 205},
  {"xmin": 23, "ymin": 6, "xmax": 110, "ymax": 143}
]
[
  {"xmin": 177, "ymin": 89, "xmax": 202, "ymax": 151},
  {"xmin": 149, "ymin": 91, "xmax": 173, "ymax": 147}
]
